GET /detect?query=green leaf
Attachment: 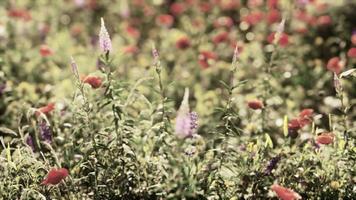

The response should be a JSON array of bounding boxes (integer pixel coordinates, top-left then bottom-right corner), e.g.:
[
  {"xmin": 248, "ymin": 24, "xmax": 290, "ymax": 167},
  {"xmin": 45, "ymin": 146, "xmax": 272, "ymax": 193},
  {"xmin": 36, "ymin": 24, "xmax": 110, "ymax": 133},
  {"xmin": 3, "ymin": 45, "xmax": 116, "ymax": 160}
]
[
  {"xmin": 264, "ymin": 133, "xmax": 273, "ymax": 148},
  {"xmin": 283, "ymin": 115, "xmax": 288, "ymax": 137},
  {"xmin": 0, "ymin": 127, "xmax": 17, "ymax": 136}
]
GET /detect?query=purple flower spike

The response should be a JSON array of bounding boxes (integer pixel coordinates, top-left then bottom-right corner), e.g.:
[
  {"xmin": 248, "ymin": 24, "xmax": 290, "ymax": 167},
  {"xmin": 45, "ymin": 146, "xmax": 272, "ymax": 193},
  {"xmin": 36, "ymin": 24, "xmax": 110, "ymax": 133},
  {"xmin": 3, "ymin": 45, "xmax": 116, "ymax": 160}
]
[
  {"xmin": 39, "ymin": 121, "xmax": 52, "ymax": 143},
  {"xmin": 175, "ymin": 88, "xmax": 199, "ymax": 138},
  {"xmin": 26, "ymin": 136, "xmax": 35, "ymax": 151},
  {"xmin": 99, "ymin": 18, "xmax": 112, "ymax": 53},
  {"xmin": 0, "ymin": 83, "xmax": 6, "ymax": 96},
  {"xmin": 265, "ymin": 156, "xmax": 281, "ymax": 175}
]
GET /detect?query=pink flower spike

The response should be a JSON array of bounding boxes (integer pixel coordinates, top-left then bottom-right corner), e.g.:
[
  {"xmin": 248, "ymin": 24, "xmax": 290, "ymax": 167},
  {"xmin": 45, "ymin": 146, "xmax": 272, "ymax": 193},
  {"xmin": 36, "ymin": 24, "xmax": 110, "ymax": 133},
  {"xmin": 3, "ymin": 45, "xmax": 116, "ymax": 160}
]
[{"xmin": 99, "ymin": 18, "xmax": 112, "ymax": 53}]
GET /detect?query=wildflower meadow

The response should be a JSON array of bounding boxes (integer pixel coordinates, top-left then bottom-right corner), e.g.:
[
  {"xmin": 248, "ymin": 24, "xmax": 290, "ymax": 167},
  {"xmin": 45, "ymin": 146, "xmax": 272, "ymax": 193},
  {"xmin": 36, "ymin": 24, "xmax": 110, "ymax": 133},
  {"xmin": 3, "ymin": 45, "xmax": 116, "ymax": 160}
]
[{"xmin": 0, "ymin": 0, "xmax": 355, "ymax": 199}]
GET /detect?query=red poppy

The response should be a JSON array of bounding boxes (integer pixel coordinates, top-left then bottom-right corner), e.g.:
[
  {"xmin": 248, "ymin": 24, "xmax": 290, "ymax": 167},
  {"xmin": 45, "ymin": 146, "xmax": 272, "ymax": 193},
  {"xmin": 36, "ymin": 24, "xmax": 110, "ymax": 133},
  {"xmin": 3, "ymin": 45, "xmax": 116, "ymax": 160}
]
[
  {"xmin": 170, "ymin": 3, "xmax": 186, "ymax": 16},
  {"xmin": 41, "ymin": 168, "xmax": 69, "ymax": 185},
  {"xmin": 156, "ymin": 14, "xmax": 174, "ymax": 27},
  {"xmin": 316, "ymin": 132, "xmax": 335, "ymax": 145},
  {"xmin": 198, "ymin": 51, "xmax": 217, "ymax": 69},
  {"xmin": 266, "ymin": 9, "xmax": 281, "ymax": 24},
  {"xmin": 288, "ymin": 118, "xmax": 301, "ymax": 131},
  {"xmin": 40, "ymin": 45, "xmax": 53, "ymax": 57},
  {"xmin": 36, "ymin": 103, "xmax": 55, "ymax": 117},
  {"xmin": 326, "ymin": 57, "xmax": 344, "ymax": 74},
  {"xmin": 247, "ymin": 100, "xmax": 264, "ymax": 110},
  {"xmin": 7, "ymin": 8, "xmax": 32, "ymax": 21},
  {"xmin": 298, "ymin": 109, "xmax": 313, "ymax": 127},
  {"xmin": 347, "ymin": 48, "xmax": 356, "ymax": 58},
  {"xmin": 267, "ymin": 32, "xmax": 289, "ymax": 47},
  {"xmin": 271, "ymin": 184, "xmax": 301, "ymax": 200},
  {"xmin": 176, "ymin": 37, "xmax": 191, "ymax": 50},
  {"xmin": 82, "ymin": 76, "xmax": 102, "ymax": 89},
  {"xmin": 212, "ymin": 32, "xmax": 230, "ymax": 44}
]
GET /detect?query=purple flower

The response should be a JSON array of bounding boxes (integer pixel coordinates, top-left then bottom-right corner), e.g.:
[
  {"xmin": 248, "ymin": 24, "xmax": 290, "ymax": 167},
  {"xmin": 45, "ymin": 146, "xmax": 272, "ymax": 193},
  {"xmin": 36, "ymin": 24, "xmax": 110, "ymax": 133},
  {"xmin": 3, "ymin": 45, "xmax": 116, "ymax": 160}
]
[
  {"xmin": 26, "ymin": 136, "xmax": 35, "ymax": 151},
  {"xmin": 70, "ymin": 56, "xmax": 79, "ymax": 78},
  {"xmin": 175, "ymin": 88, "xmax": 198, "ymax": 138},
  {"xmin": 39, "ymin": 121, "xmax": 52, "ymax": 143},
  {"xmin": 99, "ymin": 18, "xmax": 112, "ymax": 53},
  {"xmin": 265, "ymin": 156, "xmax": 281, "ymax": 175}
]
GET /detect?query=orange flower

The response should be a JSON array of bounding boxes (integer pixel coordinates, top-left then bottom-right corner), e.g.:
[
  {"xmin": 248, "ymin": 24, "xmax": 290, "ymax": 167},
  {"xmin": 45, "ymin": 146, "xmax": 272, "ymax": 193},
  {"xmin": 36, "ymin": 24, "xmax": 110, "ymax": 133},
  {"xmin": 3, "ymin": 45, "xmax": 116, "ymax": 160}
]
[
  {"xmin": 82, "ymin": 75, "xmax": 102, "ymax": 89},
  {"xmin": 41, "ymin": 168, "xmax": 69, "ymax": 185},
  {"xmin": 36, "ymin": 103, "xmax": 55, "ymax": 117},
  {"xmin": 316, "ymin": 132, "xmax": 335, "ymax": 145},
  {"xmin": 271, "ymin": 184, "xmax": 301, "ymax": 200},
  {"xmin": 247, "ymin": 100, "xmax": 264, "ymax": 110}
]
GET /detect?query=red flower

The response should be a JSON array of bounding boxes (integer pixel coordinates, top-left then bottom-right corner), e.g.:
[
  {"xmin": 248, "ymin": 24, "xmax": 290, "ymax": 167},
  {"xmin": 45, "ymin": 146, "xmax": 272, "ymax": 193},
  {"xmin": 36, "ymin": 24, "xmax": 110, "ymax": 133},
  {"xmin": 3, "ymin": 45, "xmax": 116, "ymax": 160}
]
[
  {"xmin": 247, "ymin": 100, "xmax": 264, "ymax": 110},
  {"xmin": 317, "ymin": 15, "xmax": 332, "ymax": 26},
  {"xmin": 176, "ymin": 37, "xmax": 191, "ymax": 50},
  {"xmin": 214, "ymin": 16, "xmax": 234, "ymax": 28},
  {"xmin": 82, "ymin": 76, "xmax": 102, "ymax": 89},
  {"xmin": 199, "ymin": 2, "xmax": 212, "ymax": 13},
  {"xmin": 123, "ymin": 45, "xmax": 139, "ymax": 54},
  {"xmin": 266, "ymin": 9, "xmax": 281, "ymax": 24},
  {"xmin": 40, "ymin": 45, "xmax": 53, "ymax": 57},
  {"xmin": 271, "ymin": 184, "xmax": 301, "ymax": 200},
  {"xmin": 347, "ymin": 48, "xmax": 356, "ymax": 58},
  {"xmin": 316, "ymin": 132, "xmax": 335, "ymax": 145},
  {"xmin": 326, "ymin": 57, "xmax": 344, "ymax": 74},
  {"xmin": 36, "ymin": 103, "xmax": 55, "ymax": 117},
  {"xmin": 216, "ymin": 0, "xmax": 240, "ymax": 10},
  {"xmin": 298, "ymin": 109, "xmax": 314, "ymax": 127},
  {"xmin": 267, "ymin": 0, "xmax": 279, "ymax": 9},
  {"xmin": 156, "ymin": 14, "xmax": 174, "ymax": 27},
  {"xmin": 242, "ymin": 11, "xmax": 264, "ymax": 26},
  {"xmin": 170, "ymin": 3, "xmax": 186, "ymax": 16},
  {"xmin": 288, "ymin": 118, "xmax": 301, "ymax": 131},
  {"xmin": 41, "ymin": 168, "xmax": 69, "ymax": 185},
  {"xmin": 198, "ymin": 51, "xmax": 217, "ymax": 69},
  {"xmin": 267, "ymin": 32, "xmax": 289, "ymax": 47},
  {"xmin": 126, "ymin": 26, "xmax": 140, "ymax": 38},
  {"xmin": 212, "ymin": 32, "xmax": 230, "ymax": 44},
  {"xmin": 7, "ymin": 8, "xmax": 32, "ymax": 21}
]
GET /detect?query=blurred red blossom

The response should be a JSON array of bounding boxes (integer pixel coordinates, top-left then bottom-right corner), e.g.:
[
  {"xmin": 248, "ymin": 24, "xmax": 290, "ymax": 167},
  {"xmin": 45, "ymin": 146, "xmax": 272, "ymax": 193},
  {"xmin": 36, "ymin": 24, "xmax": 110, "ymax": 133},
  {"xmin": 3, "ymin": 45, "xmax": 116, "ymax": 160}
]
[
  {"xmin": 242, "ymin": 11, "xmax": 264, "ymax": 26},
  {"xmin": 347, "ymin": 48, "xmax": 356, "ymax": 58},
  {"xmin": 298, "ymin": 108, "xmax": 314, "ymax": 127},
  {"xmin": 7, "ymin": 8, "xmax": 32, "ymax": 21},
  {"xmin": 212, "ymin": 32, "xmax": 230, "ymax": 44},
  {"xmin": 351, "ymin": 33, "xmax": 356, "ymax": 45},
  {"xmin": 126, "ymin": 25, "xmax": 140, "ymax": 38},
  {"xmin": 82, "ymin": 75, "xmax": 102, "ymax": 89},
  {"xmin": 271, "ymin": 184, "xmax": 301, "ymax": 200},
  {"xmin": 156, "ymin": 14, "xmax": 174, "ymax": 27},
  {"xmin": 170, "ymin": 3, "xmax": 186, "ymax": 16},
  {"xmin": 176, "ymin": 37, "xmax": 191, "ymax": 50},
  {"xmin": 267, "ymin": 32, "xmax": 289, "ymax": 47},
  {"xmin": 317, "ymin": 15, "xmax": 332, "ymax": 26},
  {"xmin": 40, "ymin": 45, "xmax": 53, "ymax": 57},
  {"xmin": 198, "ymin": 51, "xmax": 217, "ymax": 69},
  {"xmin": 326, "ymin": 57, "xmax": 344, "ymax": 74},
  {"xmin": 123, "ymin": 45, "xmax": 139, "ymax": 54},
  {"xmin": 267, "ymin": 0, "xmax": 279, "ymax": 9},
  {"xmin": 247, "ymin": 100, "xmax": 264, "ymax": 110},
  {"xmin": 267, "ymin": 9, "xmax": 281, "ymax": 24},
  {"xmin": 36, "ymin": 103, "xmax": 55, "ymax": 117},
  {"xmin": 316, "ymin": 132, "xmax": 335, "ymax": 145},
  {"xmin": 42, "ymin": 168, "xmax": 69, "ymax": 185}
]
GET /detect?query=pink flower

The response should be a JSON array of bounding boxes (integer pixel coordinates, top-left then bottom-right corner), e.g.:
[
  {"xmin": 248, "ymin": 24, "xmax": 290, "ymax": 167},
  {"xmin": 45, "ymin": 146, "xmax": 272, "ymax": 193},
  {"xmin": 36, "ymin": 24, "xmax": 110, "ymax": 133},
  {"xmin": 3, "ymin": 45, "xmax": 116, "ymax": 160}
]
[
  {"xmin": 175, "ymin": 88, "xmax": 198, "ymax": 138},
  {"xmin": 198, "ymin": 51, "xmax": 217, "ymax": 69},
  {"xmin": 316, "ymin": 132, "xmax": 335, "ymax": 145},
  {"xmin": 266, "ymin": 9, "xmax": 281, "ymax": 24},
  {"xmin": 40, "ymin": 45, "xmax": 53, "ymax": 57},
  {"xmin": 212, "ymin": 32, "xmax": 230, "ymax": 44},
  {"xmin": 317, "ymin": 15, "xmax": 332, "ymax": 26},
  {"xmin": 36, "ymin": 103, "xmax": 56, "ymax": 117},
  {"xmin": 170, "ymin": 3, "xmax": 186, "ymax": 16},
  {"xmin": 326, "ymin": 57, "xmax": 344, "ymax": 74},
  {"xmin": 267, "ymin": 32, "xmax": 289, "ymax": 47},
  {"xmin": 176, "ymin": 37, "xmax": 191, "ymax": 50},
  {"xmin": 82, "ymin": 75, "xmax": 102, "ymax": 89},
  {"xmin": 347, "ymin": 48, "xmax": 356, "ymax": 58},
  {"xmin": 214, "ymin": 16, "xmax": 234, "ymax": 28}
]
